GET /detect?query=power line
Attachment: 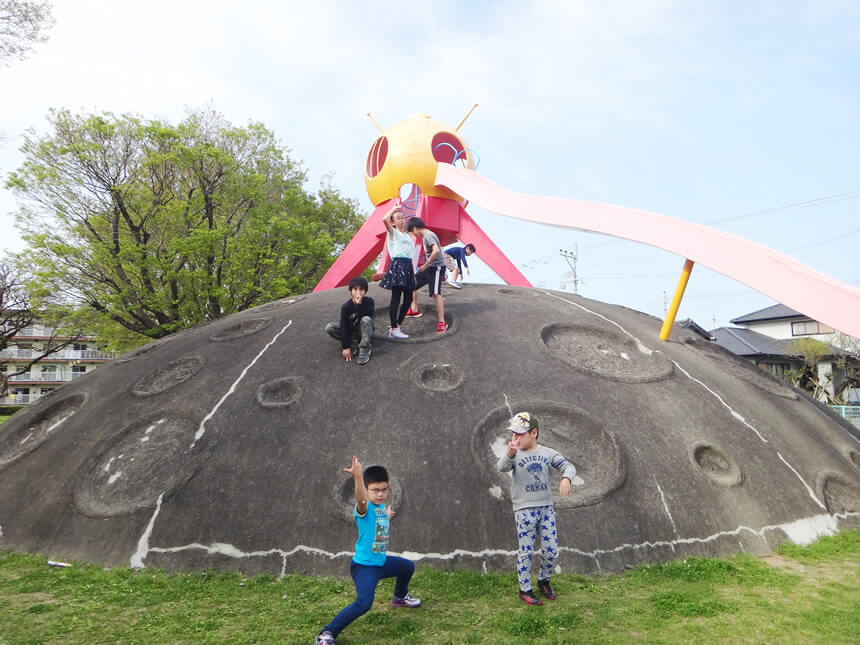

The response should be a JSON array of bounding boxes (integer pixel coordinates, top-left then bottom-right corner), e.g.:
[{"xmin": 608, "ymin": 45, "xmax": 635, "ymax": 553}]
[
  {"xmin": 577, "ymin": 189, "xmax": 860, "ymax": 251},
  {"xmin": 784, "ymin": 228, "xmax": 860, "ymax": 253}
]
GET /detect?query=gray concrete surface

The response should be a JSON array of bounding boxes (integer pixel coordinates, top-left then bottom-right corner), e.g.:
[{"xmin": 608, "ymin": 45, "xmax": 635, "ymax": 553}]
[{"xmin": 1, "ymin": 284, "xmax": 858, "ymax": 576}]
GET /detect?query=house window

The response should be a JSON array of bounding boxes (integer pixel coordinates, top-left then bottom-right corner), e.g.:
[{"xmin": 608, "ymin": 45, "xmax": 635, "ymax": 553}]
[
  {"xmin": 40, "ymin": 388, "xmax": 53, "ymax": 395},
  {"xmin": 71, "ymin": 365, "xmax": 86, "ymax": 379},
  {"xmin": 40, "ymin": 365, "xmax": 57, "ymax": 380},
  {"xmin": 762, "ymin": 362, "xmax": 791, "ymax": 379},
  {"xmin": 73, "ymin": 343, "xmax": 89, "ymax": 351},
  {"xmin": 791, "ymin": 321, "xmax": 833, "ymax": 336}
]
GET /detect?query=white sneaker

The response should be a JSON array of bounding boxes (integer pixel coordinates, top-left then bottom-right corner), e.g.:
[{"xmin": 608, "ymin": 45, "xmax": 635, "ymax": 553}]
[
  {"xmin": 448, "ymin": 280, "xmax": 462, "ymax": 289},
  {"xmin": 389, "ymin": 328, "xmax": 409, "ymax": 339}
]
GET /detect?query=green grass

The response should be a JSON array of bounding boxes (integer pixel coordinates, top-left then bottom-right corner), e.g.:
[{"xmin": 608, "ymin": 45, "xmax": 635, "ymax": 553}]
[
  {"xmin": 0, "ymin": 415, "xmax": 11, "ymax": 424},
  {"xmin": 0, "ymin": 530, "xmax": 858, "ymax": 644}
]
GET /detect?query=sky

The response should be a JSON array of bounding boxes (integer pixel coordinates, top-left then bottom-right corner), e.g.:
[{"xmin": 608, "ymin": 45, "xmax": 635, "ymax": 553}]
[{"xmin": 1, "ymin": 0, "xmax": 859, "ymax": 330}]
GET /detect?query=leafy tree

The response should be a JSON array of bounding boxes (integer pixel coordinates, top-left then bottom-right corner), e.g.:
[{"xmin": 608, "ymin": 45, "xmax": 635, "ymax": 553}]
[
  {"xmin": 0, "ymin": 0, "xmax": 53, "ymax": 64},
  {"xmin": 829, "ymin": 333, "xmax": 860, "ymax": 405},
  {"xmin": 0, "ymin": 259, "xmax": 82, "ymax": 397},
  {"xmin": 7, "ymin": 108, "xmax": 365, "ymax": 342},
  {"xmin": 784, "ymin": 337, "xmax": 832, "ymax": 401}
]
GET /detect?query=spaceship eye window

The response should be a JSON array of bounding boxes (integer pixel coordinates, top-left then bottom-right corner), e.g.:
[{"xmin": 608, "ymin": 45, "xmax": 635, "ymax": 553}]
[
  {"xmin": 366, "ymin": 136, "xmax": 388, "ymax": 178},
  {"xmin": 431, "ymin": 132, "xmax": 465, "ymax": 164}
]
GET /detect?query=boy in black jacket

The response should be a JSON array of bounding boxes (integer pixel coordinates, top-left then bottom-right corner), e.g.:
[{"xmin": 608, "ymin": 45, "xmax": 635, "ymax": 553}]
[{"xmin": 325, "ymin": 277, "xmax": 375, "ymax": 364}]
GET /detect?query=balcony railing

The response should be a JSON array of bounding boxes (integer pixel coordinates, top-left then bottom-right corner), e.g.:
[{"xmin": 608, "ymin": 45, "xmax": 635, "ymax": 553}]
[
  {"xmin": 5, "ymin": 371, "xmax": 87, "ymax": 383},
  {"xmin": 0, "ymin": 348, "xmax": 120, "ymax": 360}
]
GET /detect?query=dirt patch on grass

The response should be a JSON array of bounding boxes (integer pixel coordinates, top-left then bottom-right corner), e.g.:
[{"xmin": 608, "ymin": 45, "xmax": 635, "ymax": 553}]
[
  {"xmin": 5, "ymin": 591, "xmax": 56, "ymax": 608},
  {"xmin": 761, "ymin": 554, "xmax": 858, "ymax": 585}
]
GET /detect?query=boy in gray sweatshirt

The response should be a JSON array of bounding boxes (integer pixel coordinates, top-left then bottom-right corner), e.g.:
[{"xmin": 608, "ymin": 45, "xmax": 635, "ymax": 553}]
[{"xmin": 496, "ymin": 411, "xmax": 576, "ymax": 606}]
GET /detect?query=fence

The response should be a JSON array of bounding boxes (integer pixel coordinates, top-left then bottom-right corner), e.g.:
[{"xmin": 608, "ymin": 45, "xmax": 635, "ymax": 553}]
[{"xmin": 829, "ymin": 405, "xmax": 860, "ymax": 429}]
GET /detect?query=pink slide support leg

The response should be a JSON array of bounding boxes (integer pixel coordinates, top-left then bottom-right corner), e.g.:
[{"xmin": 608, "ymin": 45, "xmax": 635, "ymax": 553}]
[
  {"xmin": 313, "ymin": 200, "xmax": 393, "ymax": 292},
  {"xmin": 458, "ymin": 209, "xmax": 532, "ymax": 287}
]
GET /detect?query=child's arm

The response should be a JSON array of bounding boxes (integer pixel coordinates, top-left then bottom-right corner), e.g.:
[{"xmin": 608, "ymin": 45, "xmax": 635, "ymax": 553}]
[
  {"xmin": 343, "ymin": 456, "xmax": 368, "ymax": 516},
  {"xmin": 420, "ymin": 242, "xmax": 441, "ymax": 272},
  {"xmin": 551, "ymin": 451, "xmax": 576, "ymax": 498},
  {"xmin": 496, "ymin": 436, "xmax": 519, "ymax": 472},
  {"xmin": 382, "ymin": 204, "xmax": 398, "ymax": 239}
]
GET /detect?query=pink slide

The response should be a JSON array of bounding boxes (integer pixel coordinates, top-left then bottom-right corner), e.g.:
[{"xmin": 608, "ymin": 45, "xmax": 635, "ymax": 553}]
[{"xmin": 435, "ymin": 164, "xmax": 860, "ymax": 339}]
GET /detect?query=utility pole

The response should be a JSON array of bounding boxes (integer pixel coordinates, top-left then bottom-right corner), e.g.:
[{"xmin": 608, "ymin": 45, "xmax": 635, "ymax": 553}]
[{"xmin": 559, "ymin": 246, "xmax": 580, "ymax": 294}]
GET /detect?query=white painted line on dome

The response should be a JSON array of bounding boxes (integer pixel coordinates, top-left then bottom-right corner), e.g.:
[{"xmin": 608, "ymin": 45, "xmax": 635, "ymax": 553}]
[
  {"xmin": 655, "ymin": 477, "xmax": 678, "ymax": 539},
  {"xmin": 130, "ymin": 492, "xmax": 164, "ymax": 568},
  {"xmin": 489, "ymin": 485, "xmax": 502, "ymax": 499},
  {"xmin": 669, "ymin": 360, "xmax": 768, "ymax": 443},
  {"xmin": 536, "ymin": 290, "xmax": 838, "ymax": 513},
  {"xmin": 19, "ymin": 431, "xmax": 33, "ymax": 445},
  {"xmin": 191, "ymin": 320, "xmax": 293, "ymax": 448},
  {"xmin": 542, "ymin": 291, "xmax": 654, "ymax": 355},
  {"xmin": 503, "ymin": 393, "xmax": 514, "ymax": 419},
  {"xmin": 135, "ymin": 512, "xmax": 858, "ymax": 573},
  {"xmin": 777, "ymin": 452, "xmax": 827, "ymax": 510},
  {"xmin": 108, "ymin": 471, "xmax": 122, "ymax": 485}
]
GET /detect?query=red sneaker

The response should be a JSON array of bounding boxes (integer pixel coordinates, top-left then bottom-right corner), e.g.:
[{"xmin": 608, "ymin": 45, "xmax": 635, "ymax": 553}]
[
  {"xmin": 436, "ymin": 322, "xmax": 448, "ymax": 334},
  {"xmin": 518, "ymin": 589, "xmax": 543, "ymax": 606},
  {"xmin": 405, "ymin": 309, "xmax": 423, "ymax": 318}
]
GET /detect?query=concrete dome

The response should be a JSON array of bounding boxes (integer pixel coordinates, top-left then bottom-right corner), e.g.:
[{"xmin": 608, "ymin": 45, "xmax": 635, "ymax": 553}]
[{"xmin": 1, "ymin": 284, "xmax": 858, "ymax": 576}]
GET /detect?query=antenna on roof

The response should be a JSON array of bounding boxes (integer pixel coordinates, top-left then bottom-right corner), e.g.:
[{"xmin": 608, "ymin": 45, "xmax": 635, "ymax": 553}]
[
  {"xmin": 366, "ymin": 113, "xmax": 385, "ymax": 134},
  {"xmin": 455, "ymin": 104, "xmax": 478, "ymax": 131}
]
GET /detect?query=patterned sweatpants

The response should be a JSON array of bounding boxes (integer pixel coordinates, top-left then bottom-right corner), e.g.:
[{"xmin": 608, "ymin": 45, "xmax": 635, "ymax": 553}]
[{"xmin": 514, "ymin": 505, "xmax": 558, "ymax": 592}]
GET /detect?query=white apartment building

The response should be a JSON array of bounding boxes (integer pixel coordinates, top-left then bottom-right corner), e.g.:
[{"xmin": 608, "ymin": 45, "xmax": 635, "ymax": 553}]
[{"xmin": 0, "ymin": 322, "xmax": 119, "ymax": 405}]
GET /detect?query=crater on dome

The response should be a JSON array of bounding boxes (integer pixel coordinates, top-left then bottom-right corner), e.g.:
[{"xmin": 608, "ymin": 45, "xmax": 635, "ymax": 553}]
[
  {"xmin": 256, "ymin": 377, "xmax": 302, "ymax": 408},
  {"xmin": 0, "ymin": 393, "xmax": 87, "ymax": 469},
  {"xmin": 472, "ymin": 400, "xmax": 626, "ymax": 508},
  {"xmin": 541, "ymin": 323, "xmax": 673, "ymax": 383},
  {"xmin": 817, "ymin": 471, "xmax": 860, "ymax": 514},
  {"xmin": 333, "ymin": 475, "xmax": 403, "ymax": 521},
  {"xmin": 690, "ymin": 441, "xmax": 743, "ymax": 487},
  {"xmin": 73, "ymin": 411, "xmax": 215, "ymax": 517},
  {"xmin": 413, "ymin": 364, "xmax": 464, "ymax": 393},
  {"xmin": 210, "ymin": 317, "xmax": 272, "ymax": 342},
  {"xmin": 132, "ymin": 355, "xmax": 204, "ymax": 397},
  {"xmin": 374, "ymin": 311, "xmax": 457, "ymax": 343}
]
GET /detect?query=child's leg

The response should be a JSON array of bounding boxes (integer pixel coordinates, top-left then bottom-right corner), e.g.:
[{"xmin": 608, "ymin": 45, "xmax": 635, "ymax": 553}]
[
  {"xmin": 323, "ymin": 563, "xmax": 382, "ymax": 637},
  {"xmin": 358, "ymin": 316, "xmax": 374, "ymax": 349},
  {"xmin": 410, "ymin": 290, "xmax": 419, "ymax": 313},
  {"xmin": 432, "ymin": 294, "xmax": 445, "ymax": 323},
  {"xmin": 379, "ymin": 555, "xmax": 415, "ymax": 598},
  {"xmin": 514, "ymin": 508, "xmax": 538, "ymax": 591},
  {"xmin": 388, "ymin": 289, "xmax": 404, "ymax": 328},
  {"xmin": 537, "ymin": 505, "xmax": 559, "ymax": 581},
  {"xmin": 325, "ymin": 322, "xmax": 342, "ymax": 342},
  {"xmin": 396, "ymin": 289, "xmax": 413, "ymax": 326}
]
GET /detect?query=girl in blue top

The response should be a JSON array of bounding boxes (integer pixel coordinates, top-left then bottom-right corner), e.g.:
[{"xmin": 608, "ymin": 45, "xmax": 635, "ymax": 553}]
[{"xmin": 379, "ymin": 204, "xmax": 416, "ymax": 339}]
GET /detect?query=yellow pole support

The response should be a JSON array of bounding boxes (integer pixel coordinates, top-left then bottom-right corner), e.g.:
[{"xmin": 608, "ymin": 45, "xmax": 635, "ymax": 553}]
[{"xmin": 659, "ymin": 259, "xmax": 695, "ymax": 341}]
